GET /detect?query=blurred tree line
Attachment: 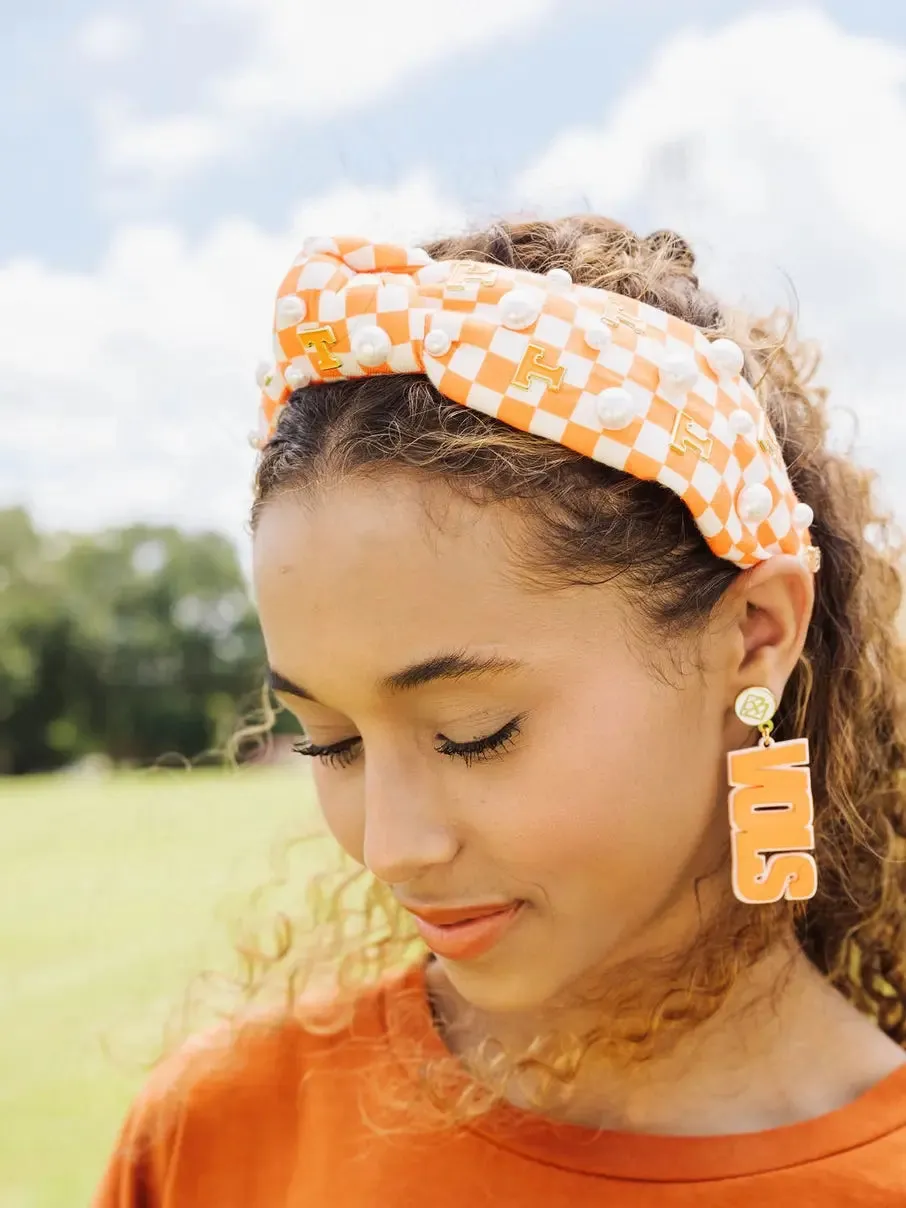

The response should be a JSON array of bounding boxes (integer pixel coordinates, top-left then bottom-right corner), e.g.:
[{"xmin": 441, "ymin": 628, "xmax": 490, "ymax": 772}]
[{"xmin": 0, "ymin": 507, "xmax": 293, "ymax": 775}]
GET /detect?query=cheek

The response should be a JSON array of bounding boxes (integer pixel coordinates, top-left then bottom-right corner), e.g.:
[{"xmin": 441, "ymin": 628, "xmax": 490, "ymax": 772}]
[
  {"xmin": 495, "ymin": 689, "xmax": 721, "ymax": 905},
  {"xmin": 310, "ymin": 766, "xmax": 365, "ymax": 859}
]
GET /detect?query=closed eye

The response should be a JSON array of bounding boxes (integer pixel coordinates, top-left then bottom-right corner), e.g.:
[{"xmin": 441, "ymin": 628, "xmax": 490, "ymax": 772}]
[{"xmin": 291, "ymin": 713, "xmax": 527, "ymax": 770}]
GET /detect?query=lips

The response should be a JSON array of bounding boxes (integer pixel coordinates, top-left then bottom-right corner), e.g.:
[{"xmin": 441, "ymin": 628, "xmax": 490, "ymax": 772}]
[
  {"xmin": 410, "ymin": 902, "xmax": 525, "ymax": 960},
  {"xmin": 405, "ymin": 901, "xmax": 522, "ymax": 927}
]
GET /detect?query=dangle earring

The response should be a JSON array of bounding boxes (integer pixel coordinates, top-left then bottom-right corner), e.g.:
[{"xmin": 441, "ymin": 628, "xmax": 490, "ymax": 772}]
[{"xmin": 727, "ymin": 687, "xmax": 818, "ymax": 905}]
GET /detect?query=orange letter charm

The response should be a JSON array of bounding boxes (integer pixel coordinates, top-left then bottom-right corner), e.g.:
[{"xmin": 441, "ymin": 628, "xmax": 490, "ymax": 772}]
[
  {"xmin": 727, "ymin": 737, "xmax": 817, "ymax": 904},
  {"xmin": 298, "ymin": 325, "xmax": 342, "ymax": 372}
]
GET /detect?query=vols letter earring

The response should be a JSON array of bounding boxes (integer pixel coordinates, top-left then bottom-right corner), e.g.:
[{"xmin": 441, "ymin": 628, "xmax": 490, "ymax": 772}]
[{"xmin": 727, "ymin": 687, "xmax": 818, "ymax": 905}]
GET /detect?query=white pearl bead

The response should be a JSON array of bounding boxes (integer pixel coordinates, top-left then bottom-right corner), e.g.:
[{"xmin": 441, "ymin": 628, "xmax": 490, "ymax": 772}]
[
  {"xmin": 498, "ymin": 288, "xmax": 541, "ymax": 330},
  {"xmin": 729, "ymin": 408, "xmax": 757, "ymax": 437},
  {"xmin": 352, "ymin": 324, "xmax": 392, "ymax": 367},
  {"xmin": 424, "ymin": 329, "xmax": 452, "ymax": 356},
  {"xmin": 408, "ymin": 246, "xmax": 432, "ymax": 265},
  {"xmin": 285, "ymin": 364, "xmax": 310, "ymax": 390},
  {"xmin": 546, "ymin": 267, "xmax": 573, "ymax": 289},
  {"xmin": 596, "ymin": 387, "xmax": 639, "ymax": 430},
  {"xmin": 737, "ymin": 483, "xmax": 773, "ymax": 524},
  {"xmin": 276, "ymin": 296, "xmax": 306, "ymax": 327},
  {"xmin": 706, "ymin": 338, "xmax": 745, "ymax": 377},
  {"xmin": 791, "ymin": 502, "xmax": 814, "ymax": 531},
  {"xmin": 302, "ymin": 235, "xmax": 335, "ymax": 256},
  {"xmin": 660, "ymin": 350, "xmax": 698, "ymax": 390},
  {"xmin": 584, "ymin": 324, "xmax": 612, "ymax": 351},
  {"xmin": 255, "ymin": 360, "xmax": 275, "ymax": 389}
]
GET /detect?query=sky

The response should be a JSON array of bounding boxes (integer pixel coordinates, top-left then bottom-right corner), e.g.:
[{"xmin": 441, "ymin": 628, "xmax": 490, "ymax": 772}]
[{"xmin": 3, "ymin": 0, "xmax": 906, "ymax": 577}]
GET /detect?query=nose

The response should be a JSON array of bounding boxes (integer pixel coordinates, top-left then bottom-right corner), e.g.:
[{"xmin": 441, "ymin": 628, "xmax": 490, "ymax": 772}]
[{"xmin": 360, "ymin": 752, "xmax": 459, "ymax": 886}]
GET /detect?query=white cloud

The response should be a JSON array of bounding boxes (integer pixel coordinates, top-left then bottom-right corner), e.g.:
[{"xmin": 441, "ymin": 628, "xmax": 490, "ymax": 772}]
[
  {"xmin": 0, "ymin": 172, "xmax": 466, "ymax": 577},
  {"xmin": 74, "ymin": 14, "xmax": 141, "ymax": 64},
  {"xmin": 95, "ymin": 0, "xmax": 554, "ymax": 187},
  {"xmin": 95, "ymin": 102, "xmax": 230, "ymax": 187},
  {"xmin": 515, "ymin": 8, "xmax": 906, "ymax": 517}
]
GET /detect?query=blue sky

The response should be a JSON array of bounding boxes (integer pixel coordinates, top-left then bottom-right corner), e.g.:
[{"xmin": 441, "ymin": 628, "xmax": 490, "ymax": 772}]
[{"xmin": 3, "ymin": 0, "xmax": 906, "ymax": 573}]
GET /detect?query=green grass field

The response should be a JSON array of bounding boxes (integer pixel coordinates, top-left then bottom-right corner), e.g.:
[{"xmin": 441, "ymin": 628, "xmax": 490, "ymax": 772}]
[{"xmin": 1, "ymin": 765, "xmax": 332, "ymax": 1208}]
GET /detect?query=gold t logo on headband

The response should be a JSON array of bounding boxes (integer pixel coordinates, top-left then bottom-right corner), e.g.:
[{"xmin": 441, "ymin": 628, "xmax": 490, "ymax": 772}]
[
  {"xmin": 670, "ymin": 410, "xmax": 713, "ymax": 462},
  {"xmin": 601, "ymin": 298, "xmax": 646, "ymax": 335},
  {"xmin": 511, "ymin": 344, "xmax": 565, "ymax": 393},
  {"xmin": 298, "ymin": 325, "xmax": 342, "ymax": 372},
  {"xmin": 447, "ymin": 262, "xmax": 498, "ymax": 291},
  {"xmin": 757, "ymin": 414, "xmax": 784, "ymax": 467}
]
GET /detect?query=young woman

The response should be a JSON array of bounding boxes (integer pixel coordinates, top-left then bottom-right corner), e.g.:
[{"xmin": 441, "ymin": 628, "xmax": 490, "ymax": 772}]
[{"xmin": 93, "ymin": 217, "xmax": 906, "ymax": 1204}]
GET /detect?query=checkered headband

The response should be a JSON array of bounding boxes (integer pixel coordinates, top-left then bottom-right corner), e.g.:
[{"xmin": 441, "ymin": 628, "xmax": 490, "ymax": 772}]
[{"xmin": 255, "ymin": 235, "xmax": 819, "ymax": 573}]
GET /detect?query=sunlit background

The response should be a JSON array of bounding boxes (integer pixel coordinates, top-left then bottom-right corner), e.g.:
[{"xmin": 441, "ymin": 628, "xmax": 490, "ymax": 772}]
[{"xmin": 3, "ymin": 2, "xmax": 906, "ymax": 1204}]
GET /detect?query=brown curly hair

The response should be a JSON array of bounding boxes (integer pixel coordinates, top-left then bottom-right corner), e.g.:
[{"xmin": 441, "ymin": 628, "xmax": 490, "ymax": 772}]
[{"xmin": 170, "ymin": 214, "xmax": 906, "ymax": 1134}]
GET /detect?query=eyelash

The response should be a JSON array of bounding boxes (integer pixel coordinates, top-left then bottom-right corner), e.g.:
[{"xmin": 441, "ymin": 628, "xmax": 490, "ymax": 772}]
[{"xmin": 291, "ymin": 714, "xmax": 527, "ymax": 770}]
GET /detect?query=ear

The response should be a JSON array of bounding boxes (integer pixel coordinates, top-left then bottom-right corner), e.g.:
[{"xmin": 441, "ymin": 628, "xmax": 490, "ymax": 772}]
[{"xmin": 718, "ymin": 554, "xmax": 815, "ymax": 744}]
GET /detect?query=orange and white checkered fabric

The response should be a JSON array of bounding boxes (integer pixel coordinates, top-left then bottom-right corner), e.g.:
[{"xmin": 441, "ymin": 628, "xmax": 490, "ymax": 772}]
[{"xmin": 256, "ymin": 235, "xmax": 819, "ymax": 572}]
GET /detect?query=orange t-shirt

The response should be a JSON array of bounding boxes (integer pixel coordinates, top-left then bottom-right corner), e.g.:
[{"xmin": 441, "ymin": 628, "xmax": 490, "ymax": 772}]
[{"xmin": 92, "ymin": 955, "xmax": 906, "ymax": 1206}]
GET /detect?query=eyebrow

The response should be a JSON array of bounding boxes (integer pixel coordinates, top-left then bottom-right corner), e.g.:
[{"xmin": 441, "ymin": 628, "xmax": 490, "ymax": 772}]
[{"xmin": 267, "ymin": 650, "xmax": 526, "ymax": 703}]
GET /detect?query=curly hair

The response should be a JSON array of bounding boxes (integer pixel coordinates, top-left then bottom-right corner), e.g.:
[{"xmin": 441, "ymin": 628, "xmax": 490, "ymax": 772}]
[{"xmin": 167, "ymin": 214, "xmax": 906, "ymax": 1135}]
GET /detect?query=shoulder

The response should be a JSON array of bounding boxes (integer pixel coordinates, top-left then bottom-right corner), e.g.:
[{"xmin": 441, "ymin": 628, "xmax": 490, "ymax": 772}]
[
  {"xmin": 129, "ymin": 987, "xmax": 388, "ymax": 1130},
  {"xmin": 91, "ymin": 965, "xmax": 416, "ymax": 1206}
]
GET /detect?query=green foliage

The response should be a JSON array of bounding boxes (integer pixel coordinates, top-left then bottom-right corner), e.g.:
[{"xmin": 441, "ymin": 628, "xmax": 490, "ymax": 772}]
[{"xmin": 0, "ymin": 508, "xmax": 286, "ymax": 774}]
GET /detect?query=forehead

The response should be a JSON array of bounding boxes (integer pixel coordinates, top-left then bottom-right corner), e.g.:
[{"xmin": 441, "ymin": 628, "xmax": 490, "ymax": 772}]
[
  {"xmin": 251, "ymin": 476, "xmax": 628, "ymax": 708},
  {"xmin": 253, "ymin": 476, "xmax": 537, "ymax": 632}
]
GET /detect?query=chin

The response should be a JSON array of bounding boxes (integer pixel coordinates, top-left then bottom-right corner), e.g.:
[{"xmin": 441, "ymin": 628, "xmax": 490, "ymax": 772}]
[{"xmin": 441, "ymin": 954, "xmax": 565, "ymax": 1016}]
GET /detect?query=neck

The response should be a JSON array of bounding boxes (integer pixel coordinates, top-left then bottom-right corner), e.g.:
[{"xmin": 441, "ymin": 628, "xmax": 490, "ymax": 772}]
[{"xmin": 425, "ymin": 945, "xmax": 906, "ymax": 1135}]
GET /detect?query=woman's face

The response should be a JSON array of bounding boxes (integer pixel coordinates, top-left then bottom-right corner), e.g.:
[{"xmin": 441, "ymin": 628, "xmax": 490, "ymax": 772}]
[{"xmin": 252, "ymin": 474, "xmax": 755, "ymax": 1014}]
